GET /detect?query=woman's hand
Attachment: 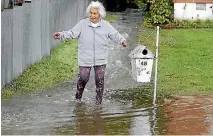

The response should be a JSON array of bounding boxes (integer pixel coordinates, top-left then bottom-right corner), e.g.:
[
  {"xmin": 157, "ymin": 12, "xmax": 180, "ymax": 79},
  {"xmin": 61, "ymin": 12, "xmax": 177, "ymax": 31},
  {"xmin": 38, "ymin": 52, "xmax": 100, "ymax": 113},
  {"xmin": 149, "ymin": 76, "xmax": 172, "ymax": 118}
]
[{"xmin": 53, "ymin": 32, "xmax": 61, "ymax": 39}]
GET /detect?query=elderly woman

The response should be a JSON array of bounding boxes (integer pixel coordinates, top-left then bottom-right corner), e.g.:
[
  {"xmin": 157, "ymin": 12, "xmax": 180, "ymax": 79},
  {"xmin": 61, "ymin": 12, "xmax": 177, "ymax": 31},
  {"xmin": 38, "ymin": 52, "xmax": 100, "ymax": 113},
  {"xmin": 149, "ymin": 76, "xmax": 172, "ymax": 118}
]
[{"xmin": 53, "ymin": 1, "xmax": 127, "ymax": 104}]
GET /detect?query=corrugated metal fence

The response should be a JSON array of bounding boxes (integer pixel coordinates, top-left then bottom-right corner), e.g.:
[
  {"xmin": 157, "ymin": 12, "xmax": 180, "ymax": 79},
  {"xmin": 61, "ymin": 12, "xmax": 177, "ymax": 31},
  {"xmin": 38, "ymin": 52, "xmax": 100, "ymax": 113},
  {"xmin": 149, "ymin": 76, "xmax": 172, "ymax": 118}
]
[
  {"xmin": 1, "ymin": 0, "xmax": 91, "ymax": 88},
  {"xmin": 1, "ymin": 0, "xmax": 10, "ymax": 10}
]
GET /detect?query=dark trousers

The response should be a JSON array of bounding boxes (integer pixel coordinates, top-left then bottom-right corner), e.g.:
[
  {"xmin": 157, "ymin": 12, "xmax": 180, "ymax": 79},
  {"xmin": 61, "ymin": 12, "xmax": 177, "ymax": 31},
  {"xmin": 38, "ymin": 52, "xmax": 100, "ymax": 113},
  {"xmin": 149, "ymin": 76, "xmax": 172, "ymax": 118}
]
[{"xmin": 75, "ymin": 64, "xmax": 106, "ymax": 104}]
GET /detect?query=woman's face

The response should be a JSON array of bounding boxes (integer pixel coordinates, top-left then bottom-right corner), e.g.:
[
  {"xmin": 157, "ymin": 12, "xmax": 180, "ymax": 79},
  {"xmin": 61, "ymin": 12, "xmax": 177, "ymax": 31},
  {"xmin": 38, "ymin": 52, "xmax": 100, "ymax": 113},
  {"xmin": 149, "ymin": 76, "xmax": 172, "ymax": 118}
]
[{"xmin": 89, "ymin": 8, "xmax": 100, "ymax": 24}]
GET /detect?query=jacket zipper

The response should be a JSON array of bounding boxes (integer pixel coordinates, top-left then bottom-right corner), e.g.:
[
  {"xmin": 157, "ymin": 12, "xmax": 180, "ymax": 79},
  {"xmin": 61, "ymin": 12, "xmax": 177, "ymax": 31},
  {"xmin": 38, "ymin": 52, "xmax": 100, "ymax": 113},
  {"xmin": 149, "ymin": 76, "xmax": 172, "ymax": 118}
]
[{"xmin": 92, "ymin": 28, "xmax": 96, "ymax": 66}]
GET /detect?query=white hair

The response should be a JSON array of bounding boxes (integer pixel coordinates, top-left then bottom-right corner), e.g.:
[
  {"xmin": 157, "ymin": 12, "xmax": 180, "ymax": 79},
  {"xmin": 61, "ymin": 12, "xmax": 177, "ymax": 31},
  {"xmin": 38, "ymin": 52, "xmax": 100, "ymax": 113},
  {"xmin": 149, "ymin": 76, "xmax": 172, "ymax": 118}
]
[{"xmin": 86, "ymin": 1, "xmax": 106, "ymax": 18}]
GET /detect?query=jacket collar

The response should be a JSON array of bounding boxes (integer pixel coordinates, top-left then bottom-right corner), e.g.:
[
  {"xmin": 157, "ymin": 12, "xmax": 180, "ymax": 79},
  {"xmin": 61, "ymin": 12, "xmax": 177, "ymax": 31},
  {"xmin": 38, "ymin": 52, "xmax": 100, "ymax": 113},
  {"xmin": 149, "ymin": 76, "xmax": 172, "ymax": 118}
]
[{"xmin": 87, "ymin": 18, "xmax": 102, "ymax": 27}]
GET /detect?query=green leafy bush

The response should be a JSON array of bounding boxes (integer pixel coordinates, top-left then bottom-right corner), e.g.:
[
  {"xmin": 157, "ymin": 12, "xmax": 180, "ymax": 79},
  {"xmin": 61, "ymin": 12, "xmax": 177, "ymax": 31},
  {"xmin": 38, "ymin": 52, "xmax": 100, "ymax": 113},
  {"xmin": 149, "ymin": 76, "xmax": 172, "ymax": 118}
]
[
  {"xmin": 169, "ymin": 20, "xmax": 213, "ymax": 28},
  {"xmin": 150, "ymin": 0, "xmax": 173, "ymax": 24}
]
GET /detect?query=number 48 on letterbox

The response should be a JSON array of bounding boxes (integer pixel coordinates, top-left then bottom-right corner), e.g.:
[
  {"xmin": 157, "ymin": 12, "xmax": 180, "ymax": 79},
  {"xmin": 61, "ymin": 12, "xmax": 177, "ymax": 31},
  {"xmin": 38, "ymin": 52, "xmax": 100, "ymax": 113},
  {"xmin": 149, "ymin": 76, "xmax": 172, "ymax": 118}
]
[{"xmin": 128, "ymin": 45, "xmax": 155, "ymax": 82}]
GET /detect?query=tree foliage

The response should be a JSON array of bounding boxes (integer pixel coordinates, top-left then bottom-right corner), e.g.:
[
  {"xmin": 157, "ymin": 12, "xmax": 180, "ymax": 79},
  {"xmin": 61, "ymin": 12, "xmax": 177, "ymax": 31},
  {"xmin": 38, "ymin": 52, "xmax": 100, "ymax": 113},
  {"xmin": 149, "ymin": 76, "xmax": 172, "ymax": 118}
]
[
  {"xmin": 126, "ymin": 0, "xmax": 153, "ymax": 9},
  {"xmin": 149, "ymin": 0, "xmax": 173, "ymax": 24},
  {"xmin": 126, "ymin": 0, "xmax": 174, "ymax": 25}
]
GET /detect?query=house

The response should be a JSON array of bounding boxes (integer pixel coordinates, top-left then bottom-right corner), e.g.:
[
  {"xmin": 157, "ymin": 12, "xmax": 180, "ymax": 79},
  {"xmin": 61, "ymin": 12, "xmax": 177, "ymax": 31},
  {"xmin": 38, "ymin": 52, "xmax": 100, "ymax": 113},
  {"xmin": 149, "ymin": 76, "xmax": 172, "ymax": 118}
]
[{"xmin": 173, "ymin": 0, "xmax": 213, "ymax": 20}]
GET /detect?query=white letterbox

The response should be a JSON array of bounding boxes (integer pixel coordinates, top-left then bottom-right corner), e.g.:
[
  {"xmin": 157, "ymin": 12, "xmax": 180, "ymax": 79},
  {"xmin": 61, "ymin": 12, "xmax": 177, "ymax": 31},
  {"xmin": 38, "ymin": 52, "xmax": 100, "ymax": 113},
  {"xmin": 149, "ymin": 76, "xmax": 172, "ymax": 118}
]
[{"xmin": 128, "ymin": 45, "xmax": 155, "ymax": 82}]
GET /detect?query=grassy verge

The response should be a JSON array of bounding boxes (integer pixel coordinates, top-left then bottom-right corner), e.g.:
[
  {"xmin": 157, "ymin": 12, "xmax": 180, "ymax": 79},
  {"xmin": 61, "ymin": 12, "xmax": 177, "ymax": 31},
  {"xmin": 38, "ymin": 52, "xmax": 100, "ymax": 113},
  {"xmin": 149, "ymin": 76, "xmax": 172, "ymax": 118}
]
[
  {"xmin": 2, "ymin": 40, "xmax": 78, "ymax": 99},
  {"xmin": 138, "ymin": 27, "xmax": 213, "ymax": 96},
  {"xmin": 104, "ymin": 13, "xmax": 119, "ymax": 23}
]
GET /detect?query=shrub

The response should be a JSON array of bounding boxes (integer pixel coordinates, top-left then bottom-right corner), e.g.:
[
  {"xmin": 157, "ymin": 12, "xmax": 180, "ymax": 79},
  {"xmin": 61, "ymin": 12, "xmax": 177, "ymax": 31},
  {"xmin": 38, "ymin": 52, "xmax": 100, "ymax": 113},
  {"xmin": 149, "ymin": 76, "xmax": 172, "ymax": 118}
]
[{"xmin": 150, "ymin": 0, "xmax": 174, "ymax": 24}]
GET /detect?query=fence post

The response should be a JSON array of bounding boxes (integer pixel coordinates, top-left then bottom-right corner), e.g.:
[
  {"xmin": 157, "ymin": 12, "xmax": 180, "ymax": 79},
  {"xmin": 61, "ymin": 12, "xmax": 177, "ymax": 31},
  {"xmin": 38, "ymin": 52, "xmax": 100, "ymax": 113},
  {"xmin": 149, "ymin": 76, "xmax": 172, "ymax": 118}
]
[{"xmin": 153, "ymin": 26, "xmax": 160, "ymax": 105}]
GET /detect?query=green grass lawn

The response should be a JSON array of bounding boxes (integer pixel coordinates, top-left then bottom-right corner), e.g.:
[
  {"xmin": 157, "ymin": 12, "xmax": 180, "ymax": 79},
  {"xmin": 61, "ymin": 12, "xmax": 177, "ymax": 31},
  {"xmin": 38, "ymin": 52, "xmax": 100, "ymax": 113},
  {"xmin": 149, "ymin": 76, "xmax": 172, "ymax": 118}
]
[
  {"xmin": 138, "ymin": 28, "xmax": 213, "ymax": 96},
  {"xmin": 104, "ymin": 13, "xmax": 119, "ymax": 23},
  {"xmin": 2, "ymin": 40, "xmax": 78, "ymax": 98}
]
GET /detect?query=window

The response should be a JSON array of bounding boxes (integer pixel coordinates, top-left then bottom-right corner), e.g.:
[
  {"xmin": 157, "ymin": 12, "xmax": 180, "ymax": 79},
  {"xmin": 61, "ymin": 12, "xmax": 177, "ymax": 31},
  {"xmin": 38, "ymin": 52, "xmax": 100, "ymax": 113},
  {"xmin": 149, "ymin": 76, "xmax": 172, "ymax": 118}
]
[{"xmin": 196, "ymin": 3, "xmax": 206, "ymax": 10}]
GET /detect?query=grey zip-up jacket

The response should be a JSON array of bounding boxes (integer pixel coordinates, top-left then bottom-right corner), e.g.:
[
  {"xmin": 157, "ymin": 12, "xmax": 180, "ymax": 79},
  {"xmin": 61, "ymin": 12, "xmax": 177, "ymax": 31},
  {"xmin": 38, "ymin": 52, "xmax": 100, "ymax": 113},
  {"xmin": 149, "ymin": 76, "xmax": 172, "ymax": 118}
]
[{"xmin": 59, "ymin": 18, "xmax": 126, "ymax": 66}]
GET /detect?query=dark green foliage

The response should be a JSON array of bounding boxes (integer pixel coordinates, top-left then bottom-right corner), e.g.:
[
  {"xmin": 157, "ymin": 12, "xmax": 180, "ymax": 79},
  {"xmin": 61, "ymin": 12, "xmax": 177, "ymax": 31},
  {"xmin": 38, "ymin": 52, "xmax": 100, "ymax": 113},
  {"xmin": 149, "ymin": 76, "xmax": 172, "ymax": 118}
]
[{"xmin": 150, "ymin": 0, "xmax": 173, "ymax": 24}]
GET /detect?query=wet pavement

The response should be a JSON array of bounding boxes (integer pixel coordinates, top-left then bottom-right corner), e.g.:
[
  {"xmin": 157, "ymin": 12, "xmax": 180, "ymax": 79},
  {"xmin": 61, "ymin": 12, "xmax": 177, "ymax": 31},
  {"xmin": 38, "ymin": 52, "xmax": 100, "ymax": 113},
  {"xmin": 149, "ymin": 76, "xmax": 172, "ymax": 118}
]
[{"xmin": 1, "ymin": 9, "xmax": 213, "ymax": 135}]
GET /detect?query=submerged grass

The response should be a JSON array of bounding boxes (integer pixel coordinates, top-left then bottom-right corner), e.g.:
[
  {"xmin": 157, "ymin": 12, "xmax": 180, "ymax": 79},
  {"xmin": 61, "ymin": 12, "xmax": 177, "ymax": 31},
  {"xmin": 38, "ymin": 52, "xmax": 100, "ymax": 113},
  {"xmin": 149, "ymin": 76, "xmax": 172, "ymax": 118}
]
[
  {"xmin": 2, "ymin": 40, "xmax": 78, "ymax": 99},
  {"xmin": 138, "ymin": 28, "xmax": 213, "ymax": 96}
]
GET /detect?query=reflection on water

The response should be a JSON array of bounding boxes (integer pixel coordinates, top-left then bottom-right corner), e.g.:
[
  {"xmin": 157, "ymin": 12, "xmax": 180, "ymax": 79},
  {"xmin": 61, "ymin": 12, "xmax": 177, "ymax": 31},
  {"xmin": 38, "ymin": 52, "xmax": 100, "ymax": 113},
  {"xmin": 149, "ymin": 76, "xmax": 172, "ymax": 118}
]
[
  {"xmin": 74, "ymin": 104, "xmax": 104, "ymax": 135},
  {"xmin": 55, "ymin": 87, "xmax": 168, "ymax": 135}
]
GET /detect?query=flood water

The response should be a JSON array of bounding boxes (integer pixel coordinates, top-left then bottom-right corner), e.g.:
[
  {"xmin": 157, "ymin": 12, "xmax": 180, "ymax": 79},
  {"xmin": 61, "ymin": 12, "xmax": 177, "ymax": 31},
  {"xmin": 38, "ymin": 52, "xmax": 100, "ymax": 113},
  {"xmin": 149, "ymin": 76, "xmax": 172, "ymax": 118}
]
[
  {"xmin": 2, "ymin": 9, "xmax": 213, "ymax": 135},
  {"xmin": 54, "ymin": 87, "xmax": 167, "ymax": 135},
  {"xmin": 2, "ymin": 84, "xmax": 168, "ymax": 135}
]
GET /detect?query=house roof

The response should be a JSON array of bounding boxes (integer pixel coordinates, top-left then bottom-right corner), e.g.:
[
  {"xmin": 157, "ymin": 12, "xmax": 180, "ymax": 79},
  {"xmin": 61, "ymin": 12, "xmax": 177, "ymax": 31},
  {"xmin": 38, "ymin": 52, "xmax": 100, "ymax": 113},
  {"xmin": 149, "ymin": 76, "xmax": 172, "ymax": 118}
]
[{"xmin": 173, "ymin": 0, "xmax": 213, "ymax": 3}]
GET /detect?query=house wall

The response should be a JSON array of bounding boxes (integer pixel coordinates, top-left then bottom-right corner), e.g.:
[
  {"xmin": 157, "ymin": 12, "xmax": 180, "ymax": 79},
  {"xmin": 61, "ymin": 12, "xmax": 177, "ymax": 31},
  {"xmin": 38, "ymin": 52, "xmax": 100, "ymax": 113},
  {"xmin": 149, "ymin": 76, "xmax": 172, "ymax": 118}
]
[{"xmin": 174, "ymin": 3, "xmax": 213, "ymax": 20}]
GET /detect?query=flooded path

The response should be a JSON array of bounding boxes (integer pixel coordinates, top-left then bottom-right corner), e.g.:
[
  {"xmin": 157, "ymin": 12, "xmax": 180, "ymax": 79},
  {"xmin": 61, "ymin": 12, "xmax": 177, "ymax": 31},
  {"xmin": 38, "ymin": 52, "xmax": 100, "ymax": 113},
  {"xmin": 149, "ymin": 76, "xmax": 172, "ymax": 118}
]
[{"xmin": 1, "ymin": 9, "xmax": 213, "ymax": 135}]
